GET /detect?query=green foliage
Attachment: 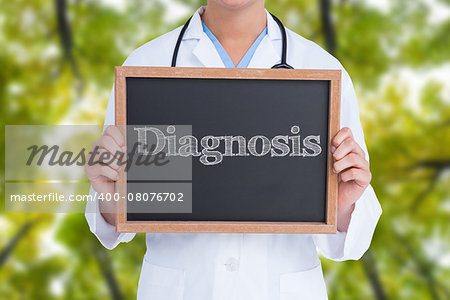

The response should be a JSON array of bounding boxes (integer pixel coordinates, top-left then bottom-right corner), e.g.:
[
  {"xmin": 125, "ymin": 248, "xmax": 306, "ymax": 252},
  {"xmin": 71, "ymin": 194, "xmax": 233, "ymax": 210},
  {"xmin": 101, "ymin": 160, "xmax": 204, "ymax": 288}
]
[{"xmin": 1, "ymin": 0, "xmax": 449, "ymax": 299}]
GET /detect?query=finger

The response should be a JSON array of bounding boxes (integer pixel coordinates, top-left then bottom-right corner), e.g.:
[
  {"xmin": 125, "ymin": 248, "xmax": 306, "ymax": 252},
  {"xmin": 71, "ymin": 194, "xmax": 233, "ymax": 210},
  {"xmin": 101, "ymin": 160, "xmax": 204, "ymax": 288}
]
[
  {"xmin": 98, "ymin": 135, "xmax": 123, "ymax": 156},
  {"xmin": 91, "ymin": 138, "xmax": 100, "ymax": 152},
  {"xmin": 333, "ymin": 153, "xmax": 368, "ymax": 173},
  {"xmin": 104, "ymin": 125, "xmax": 125, "ymax": 148},
  {"xmin": 333, "ymin": 138, "xmax": 365, "ymax": 160},
  {"xmin": 340, "ymin": 167, "xmax": 371, "ymax": 186},
  {"xmin": 93, "ymin": 149, "xmax": 123, "ymax": 170},
  {"xmin": 86, "ymin": 164, "xmax": 119, "ymax": 181},
  {"xmin": 332, "ymin": 127, "xmax": 353, "ymax": 149}
]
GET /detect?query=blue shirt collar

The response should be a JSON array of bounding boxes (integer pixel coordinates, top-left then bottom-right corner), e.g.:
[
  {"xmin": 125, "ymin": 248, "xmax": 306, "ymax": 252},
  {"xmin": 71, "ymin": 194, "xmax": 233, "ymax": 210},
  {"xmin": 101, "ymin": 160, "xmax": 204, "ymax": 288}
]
[{"xmin": 201, "ymin": 21, "xmax": 268, "ymax": 68}]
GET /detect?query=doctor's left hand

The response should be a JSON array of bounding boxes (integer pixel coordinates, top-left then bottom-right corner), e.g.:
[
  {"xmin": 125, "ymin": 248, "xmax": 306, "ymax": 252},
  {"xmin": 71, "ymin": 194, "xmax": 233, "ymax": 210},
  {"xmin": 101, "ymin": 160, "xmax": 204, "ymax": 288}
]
[{"xmin": 331, "ymin": 127, "xmax": 372, "ymax": 232}]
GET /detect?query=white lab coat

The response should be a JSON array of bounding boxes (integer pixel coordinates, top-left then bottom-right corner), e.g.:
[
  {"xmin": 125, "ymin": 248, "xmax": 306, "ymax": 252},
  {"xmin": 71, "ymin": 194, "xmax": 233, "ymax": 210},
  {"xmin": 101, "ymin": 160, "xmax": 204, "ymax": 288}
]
[{"xmin": 85, "ymin": 7, "xmax": 382, "ymax": 300}]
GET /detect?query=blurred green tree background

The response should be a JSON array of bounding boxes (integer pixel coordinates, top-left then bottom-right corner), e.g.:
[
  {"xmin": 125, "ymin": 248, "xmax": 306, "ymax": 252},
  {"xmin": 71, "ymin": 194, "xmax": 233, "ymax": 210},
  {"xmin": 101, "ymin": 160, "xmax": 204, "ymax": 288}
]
[{"xmin": 1, "ymin": 0, "xmax": 449, "ymax": 299}]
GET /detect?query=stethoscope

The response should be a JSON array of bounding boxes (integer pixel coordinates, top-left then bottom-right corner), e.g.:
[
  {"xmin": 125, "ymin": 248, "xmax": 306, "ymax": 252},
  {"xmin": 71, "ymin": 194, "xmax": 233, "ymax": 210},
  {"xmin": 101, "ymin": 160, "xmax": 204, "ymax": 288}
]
[{"xmin": 171, "ymin": 13, "xmax": 294, "ymax": 69}]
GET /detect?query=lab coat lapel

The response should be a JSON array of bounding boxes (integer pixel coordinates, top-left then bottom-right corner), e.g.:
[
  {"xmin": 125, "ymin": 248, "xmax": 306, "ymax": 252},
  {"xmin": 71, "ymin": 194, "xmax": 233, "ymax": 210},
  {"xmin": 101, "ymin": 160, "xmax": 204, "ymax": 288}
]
[
  {"xmin": 247, "ymin": 10, "xmax": 282, "ymax": 69},
  {"xmin": 247, "ymin": 36, "xmax": 280, "ymax": 68},
  {"xmin": 192, "ymin": 37, "xmax": 225, "ymax": 68},
  {"xmin": 184, "ymin": 7, "xmax": 225, "ymax": 68}
]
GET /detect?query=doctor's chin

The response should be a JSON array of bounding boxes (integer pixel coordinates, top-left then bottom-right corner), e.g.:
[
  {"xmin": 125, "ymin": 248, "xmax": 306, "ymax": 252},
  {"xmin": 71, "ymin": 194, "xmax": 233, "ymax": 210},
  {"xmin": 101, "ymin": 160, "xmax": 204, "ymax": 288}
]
[{"xmin": 2, "ymin": 1, "xmax": 449, "ymax": 299}]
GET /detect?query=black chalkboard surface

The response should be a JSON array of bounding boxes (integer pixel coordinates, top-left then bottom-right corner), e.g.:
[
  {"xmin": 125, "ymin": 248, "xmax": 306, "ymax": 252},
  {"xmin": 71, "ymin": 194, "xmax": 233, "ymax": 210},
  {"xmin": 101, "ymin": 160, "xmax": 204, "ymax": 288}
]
[{"xmin": 115, "ymin": 67, "xmax": 340, "ymax": 233}]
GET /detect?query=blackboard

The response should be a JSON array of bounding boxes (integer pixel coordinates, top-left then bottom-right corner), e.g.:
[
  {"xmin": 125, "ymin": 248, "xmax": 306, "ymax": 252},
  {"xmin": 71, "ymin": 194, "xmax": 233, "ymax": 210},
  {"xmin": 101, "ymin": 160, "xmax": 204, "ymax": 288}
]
[{"xmin": 115, "ymin": 67, "xmax": 340, "ymax": 233}]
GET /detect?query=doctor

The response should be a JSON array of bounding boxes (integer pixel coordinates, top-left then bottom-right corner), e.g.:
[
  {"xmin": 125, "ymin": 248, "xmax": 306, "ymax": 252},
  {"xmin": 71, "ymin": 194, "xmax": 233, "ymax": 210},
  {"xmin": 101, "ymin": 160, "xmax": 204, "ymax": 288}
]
[{"xmin": 85, "ymin": 0, "xmax": 382, "ymax": 299}]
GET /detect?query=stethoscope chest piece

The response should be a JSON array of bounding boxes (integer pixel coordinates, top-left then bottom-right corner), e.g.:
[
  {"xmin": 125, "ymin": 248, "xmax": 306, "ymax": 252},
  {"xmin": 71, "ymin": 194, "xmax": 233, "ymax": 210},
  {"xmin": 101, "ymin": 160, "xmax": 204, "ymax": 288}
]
[{"xmin": 271, "ymin": 63, "xmax": 294, "ymax": 69}]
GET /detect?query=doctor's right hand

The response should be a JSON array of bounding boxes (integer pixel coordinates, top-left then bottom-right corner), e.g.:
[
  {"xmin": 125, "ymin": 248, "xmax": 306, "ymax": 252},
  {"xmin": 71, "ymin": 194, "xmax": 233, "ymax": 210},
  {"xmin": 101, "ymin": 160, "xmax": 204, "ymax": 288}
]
[{"xmin": 85, "ymin": 125, "xmax": 126, "ymax": 226}]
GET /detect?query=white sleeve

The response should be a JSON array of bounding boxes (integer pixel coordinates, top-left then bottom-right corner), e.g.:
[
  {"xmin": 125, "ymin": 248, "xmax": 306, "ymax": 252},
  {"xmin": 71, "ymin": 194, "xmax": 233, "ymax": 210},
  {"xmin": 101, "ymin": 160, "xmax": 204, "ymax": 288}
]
[
  {"xmin": 85, "ymin": 87, "xmax": 136, "ymax": 250},
  {"xmin": 312, "ymin": 72, "xmax": 382, "ymax": 261}
]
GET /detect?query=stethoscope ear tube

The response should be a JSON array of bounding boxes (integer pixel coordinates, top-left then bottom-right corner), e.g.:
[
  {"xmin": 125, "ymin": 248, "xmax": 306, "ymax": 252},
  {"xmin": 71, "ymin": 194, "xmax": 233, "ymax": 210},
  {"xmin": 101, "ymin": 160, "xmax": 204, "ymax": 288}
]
[
  {"xmin": 172, "ymin": 12, "xmax": 294, "ymax": 69},
  {"xmin": 171, "ymin": 16, "xmax": 193, "ymax": 67},
  {"xmin": 269, "ymin": 13, "xmax": 293, "ymax": 69}
]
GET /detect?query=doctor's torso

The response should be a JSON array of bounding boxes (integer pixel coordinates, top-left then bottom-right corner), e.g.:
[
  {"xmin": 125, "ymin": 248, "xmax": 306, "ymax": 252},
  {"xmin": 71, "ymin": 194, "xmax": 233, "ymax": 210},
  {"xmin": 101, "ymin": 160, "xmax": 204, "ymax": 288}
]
[
  {"xmin": 140, "ymin": 233, "xmax": 325, "ymax": 300},
  {"xmin": 93, "ymin": 6, "xmax": 379, "ymax": 300}
]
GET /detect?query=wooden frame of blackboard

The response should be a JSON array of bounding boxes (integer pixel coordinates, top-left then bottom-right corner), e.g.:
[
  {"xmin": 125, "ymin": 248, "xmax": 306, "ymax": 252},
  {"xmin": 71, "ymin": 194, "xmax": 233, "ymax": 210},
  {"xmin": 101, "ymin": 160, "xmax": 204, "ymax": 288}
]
[{"xmin": 115, "ymin": 67, "xmax": 341, "ymax": 234}]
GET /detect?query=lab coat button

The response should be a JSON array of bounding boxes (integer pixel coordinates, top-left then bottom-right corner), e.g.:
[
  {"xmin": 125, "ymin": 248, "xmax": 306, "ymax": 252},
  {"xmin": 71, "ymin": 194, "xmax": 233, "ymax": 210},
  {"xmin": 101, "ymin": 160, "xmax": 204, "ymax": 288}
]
[{"xmin": 224, "ymin": 257, "xmax": 239, "ymax": 272}]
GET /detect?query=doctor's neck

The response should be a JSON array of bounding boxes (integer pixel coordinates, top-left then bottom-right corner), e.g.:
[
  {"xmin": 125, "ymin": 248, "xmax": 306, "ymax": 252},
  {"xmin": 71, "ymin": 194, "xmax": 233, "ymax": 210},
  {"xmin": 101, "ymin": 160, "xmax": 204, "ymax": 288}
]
[{"xmin": 202, "ymin": 0, "xmax": 266, "ymax": 50}]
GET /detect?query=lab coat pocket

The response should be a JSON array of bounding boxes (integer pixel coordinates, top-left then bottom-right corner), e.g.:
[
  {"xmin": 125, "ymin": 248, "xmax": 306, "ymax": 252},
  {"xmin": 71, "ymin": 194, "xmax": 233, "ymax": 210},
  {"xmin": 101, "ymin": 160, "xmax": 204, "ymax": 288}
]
[
  {"xmin": 280, "ymin": 263, "xmax": 328, "ymax": 300},
  {"xmin": 137, "ymin": 259, "xmax": 185, "ymax": 300}
]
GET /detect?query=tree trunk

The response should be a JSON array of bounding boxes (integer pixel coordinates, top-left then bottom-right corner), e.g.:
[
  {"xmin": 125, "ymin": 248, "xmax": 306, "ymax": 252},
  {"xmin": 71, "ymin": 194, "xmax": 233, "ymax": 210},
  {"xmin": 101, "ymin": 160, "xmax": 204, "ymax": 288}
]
[
  {"xmin": 319, "ymin": 0, "xmax": 337, "ymax": 56},
  {"xmin": 0, "ymin": 221, "xmax": 35, "ymax": 269},
  {"xmin": 361, "ymin": 250, "xmax": 389, "ymax": 300},
  {"xmin": 55, "ymin": 0, "xmax": 79, "ymax": 77},
  {"xmin": 92, "ymin": 244, "xmax": 124, "ymax": 300}
]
